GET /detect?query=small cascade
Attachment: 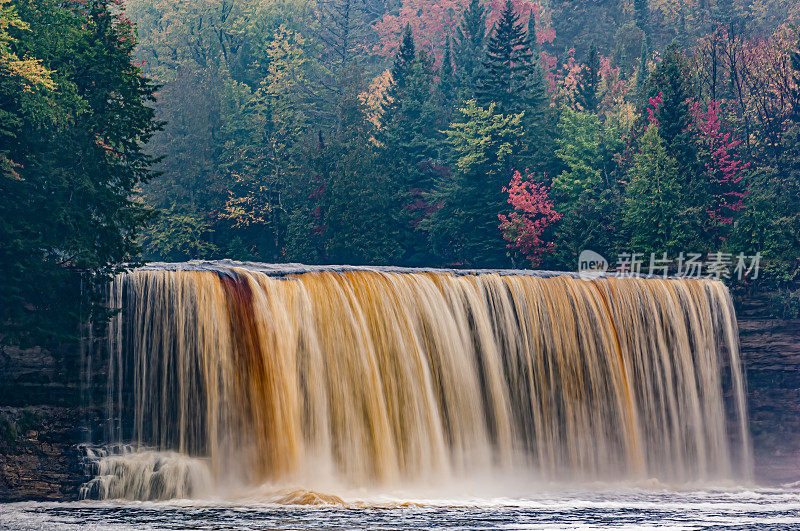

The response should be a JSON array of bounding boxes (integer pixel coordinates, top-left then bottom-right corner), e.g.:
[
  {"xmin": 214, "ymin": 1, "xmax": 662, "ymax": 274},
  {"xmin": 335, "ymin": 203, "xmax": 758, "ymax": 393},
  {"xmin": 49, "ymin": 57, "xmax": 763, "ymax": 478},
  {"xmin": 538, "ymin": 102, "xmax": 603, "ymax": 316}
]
[{"xmin": 80, "ymin": 444, "xmax": 212, "ymax": 501}]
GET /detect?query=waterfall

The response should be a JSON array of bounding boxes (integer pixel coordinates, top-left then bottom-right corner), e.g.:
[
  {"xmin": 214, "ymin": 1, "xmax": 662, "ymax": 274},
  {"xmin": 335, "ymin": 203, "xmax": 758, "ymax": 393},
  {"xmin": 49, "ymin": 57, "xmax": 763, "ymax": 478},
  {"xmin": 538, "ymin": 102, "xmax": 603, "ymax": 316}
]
[{"xmin": 84, "ymin": 262, "xmax": 752, "ymax": 500}]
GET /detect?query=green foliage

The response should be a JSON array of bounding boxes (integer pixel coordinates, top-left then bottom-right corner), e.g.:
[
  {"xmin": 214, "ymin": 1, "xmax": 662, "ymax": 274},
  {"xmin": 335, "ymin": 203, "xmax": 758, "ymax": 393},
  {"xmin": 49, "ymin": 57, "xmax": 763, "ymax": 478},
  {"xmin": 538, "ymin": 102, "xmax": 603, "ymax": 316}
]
[
  {"xmin": 378, "ymin": 31, "xmax": 442, "ymax": 264},
  {"xmin": 139, "ymin": 206, "xmax": 218, "ymax": 262},
  {"xmin": 453, "ymin": 0, "xmax": 486, "ymax": 101},
  {"xmin": 770, "ymin": 288, "xmax": 800, "ymax": 319},
  {"xmin": 552, "ymin": 109, "xmax": 602, "ymax": 205},
  {"xmin": 545, "ymin": 107, "xmax": 624, "ymax": 270},
  {"xmin": 0, "ymin": 0, "xmax": 160, "ymax": 346},
  {"xmin": 576, "ymin": 44, "xmax": 600, "ymax": 113},
  {"xmin": 426, "ymin": 101, "xmax": 523, "ymax": 267},
  {"xmin": 476, "ymin": 0, "xmax": 533, "ymax": 115},
  {"xmin": 476, "ymin": 1, "xmax": 552, "ymax": 173},
  {"xmin": 320, "ymin": 94, "xmax": 404, "ymax": 265},
  {"xmin": 623, "ymin": 125, "xmax": 688, "ymax": 256},
  {"xmin": 614, "ymin": 21, "xmax": 645, "ymax": 76}
]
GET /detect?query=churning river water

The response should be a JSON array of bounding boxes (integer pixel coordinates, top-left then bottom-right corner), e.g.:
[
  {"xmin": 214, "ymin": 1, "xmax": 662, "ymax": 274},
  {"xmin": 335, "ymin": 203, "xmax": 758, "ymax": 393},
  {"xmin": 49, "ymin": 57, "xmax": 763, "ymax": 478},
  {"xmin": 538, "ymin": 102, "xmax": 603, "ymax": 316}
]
[{"xmin": 4, "ymin": 484, "xmax": 800, "ymax": 530}]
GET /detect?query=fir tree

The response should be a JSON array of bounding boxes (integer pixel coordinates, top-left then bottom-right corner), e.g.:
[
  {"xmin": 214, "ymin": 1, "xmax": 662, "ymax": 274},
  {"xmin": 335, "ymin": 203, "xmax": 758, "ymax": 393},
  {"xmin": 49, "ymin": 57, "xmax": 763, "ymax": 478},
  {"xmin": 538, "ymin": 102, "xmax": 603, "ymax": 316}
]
[
  {"xmin": 379, "ymin": 31, "xmax": 441, "ymax": 264},
  {"xmin": 635, "ymin": 38, "xmax": 649, "ymax": 96},
  {"xmin": 642, "ymin": 45, "xmax": 709, "ymax": 250},
  {"xmin": 476, "ymin": 0, "xmax": 533, "ymax": 114},
  {"xmin": 634, "ymin": 0, "xmax": 651, "ymax": 49},
  {"xmin": 439, "ymin": 35, "xmax": 456, "ymax": 107},
  {"xmin": 425, "ymin": 101, "xmax": 523, "ymax": 268},
  {"xmin": 389, "ymin": 24, "xmax": 416, "ymax": 93},
  {"xmin": 576, "ymin": 44, "xmax": 600, "ymax": 113},
  {"xmin": 477, "ymin": 2, "xmax": 552, "ymax": 172},
  {"xmin": 646, "ymin": 45, "xmax": 698, "ymax": 170},
  {"xmin": 453, "ymin": 0, "xmax": 487, "ymax": 99},
  {"xmin": 624, "ymin": 125, "xmax": 688, "ymax": 256},
  {"xmin": 380, "ymin": 30, "xmax": 439, "ymax": 191}
]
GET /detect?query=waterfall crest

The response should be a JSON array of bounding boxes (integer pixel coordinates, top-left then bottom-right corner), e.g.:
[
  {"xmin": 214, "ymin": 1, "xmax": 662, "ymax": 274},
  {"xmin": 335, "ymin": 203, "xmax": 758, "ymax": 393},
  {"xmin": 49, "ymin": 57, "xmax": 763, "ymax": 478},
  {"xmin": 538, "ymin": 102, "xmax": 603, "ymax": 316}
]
[{"xmin": 92, "ymin": 264, "xmax": 751, "ymax": 499}]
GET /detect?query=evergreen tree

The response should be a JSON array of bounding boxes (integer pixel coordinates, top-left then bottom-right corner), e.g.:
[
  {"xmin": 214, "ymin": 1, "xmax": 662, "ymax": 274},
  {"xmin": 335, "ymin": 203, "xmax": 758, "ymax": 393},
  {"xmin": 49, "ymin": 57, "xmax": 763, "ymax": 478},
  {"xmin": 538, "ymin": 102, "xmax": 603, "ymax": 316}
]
[
  {"xmin": 325, "ymin": 94, "xmax": 404, "ymax": 265},
  {"xmin": 439, "ymin": 35, "xmax": 456, "ymax": 106},
  {"xmin": 453, "ymin": 0, "xmax": 487, "ymax": 100},
  {"xmin": 643, "ymin": 44, "xmax": 708, "ymax": 249},
  {"xmin": 646, "ymin": 45, "xmax": 699, "ymax": 172},
  {"xmin": 634, "ymin": 0, "xmax": 651, "ymax": 49},
  {"xmin": 294, "ymin": 86, "xmax": 403, "ymax": 265},
  {"xmin": 389, "ymin": 24, "xmax": 416, "ymax": 92},
  {"xmin": 635, "ymin": 38, "xmax": 649, "ymax": 96},
  {"xmin": 477, "ymin": 1, "xmax": 552, "ymax": 172},
  {"xmin": 576, "ymin": 44, "xmax": 601, "ymax": 113},
  {"xmin": 379, "ymin": 30, "xmax": 441, "ymax": 264},
  {"xmin": 715, "ymin": 0, "xmax": 738, "ymax": 28},
  {"xmin": 380, "ymin": 30, "xmax": 439, "ymax": 192},
  {"xmin": 0, "ymin": 0, "xmax": 161, "ymax": 345},
  {"xmin": 476, "ymin": 0, "xmax": 533, "ymax": 114},
  {"xmin": 623, "ymin": 125, "xmax": 688, "ymax": 256},
  {"xmin": 522, "ymin": 10, "xmax": 555, "ymax": 173},
  {"xmin": 425, "ymin": 101, "xmax": 523, "ymax": 267}
]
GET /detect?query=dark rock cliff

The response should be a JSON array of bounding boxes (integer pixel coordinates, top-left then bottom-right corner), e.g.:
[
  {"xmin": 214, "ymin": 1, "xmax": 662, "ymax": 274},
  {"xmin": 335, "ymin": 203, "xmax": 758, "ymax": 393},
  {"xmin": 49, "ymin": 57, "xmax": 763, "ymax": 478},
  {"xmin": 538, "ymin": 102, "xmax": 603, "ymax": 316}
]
[
  {"xmin": 0, "ymin": 407, "xmax": 87, "ymax": 501},
  {"xmin": 0, "ymin": 342, "xmax": 95, "ymax": 501},
  {"xmin": 738, "ymin": 295, "xmax": 800, "ymax": 484}
]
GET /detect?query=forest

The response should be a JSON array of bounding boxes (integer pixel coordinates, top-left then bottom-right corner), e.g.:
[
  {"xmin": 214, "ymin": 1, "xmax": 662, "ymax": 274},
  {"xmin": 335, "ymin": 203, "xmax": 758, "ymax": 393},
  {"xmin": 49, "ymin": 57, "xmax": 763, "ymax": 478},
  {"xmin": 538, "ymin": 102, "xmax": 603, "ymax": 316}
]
[{"xmin": 1, "ymin": 0, "xmax": 800, "ymax": 343}]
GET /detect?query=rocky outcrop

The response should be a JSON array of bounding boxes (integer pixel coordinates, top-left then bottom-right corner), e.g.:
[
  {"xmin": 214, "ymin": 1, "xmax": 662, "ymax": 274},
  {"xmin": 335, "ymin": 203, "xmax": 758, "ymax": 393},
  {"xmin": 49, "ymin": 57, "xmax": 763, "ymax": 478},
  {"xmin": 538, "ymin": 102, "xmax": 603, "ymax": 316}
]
[
  {"xmin": 0, "ymin": 407, "xmax": 88, "ymax": 501},
  {"xmin": 738, "ymin": 307, "xmax": 800, "ymax": 484},
  {"xmin": 0, "ymin": 342, "xmax": 94, "ymax": 501}
]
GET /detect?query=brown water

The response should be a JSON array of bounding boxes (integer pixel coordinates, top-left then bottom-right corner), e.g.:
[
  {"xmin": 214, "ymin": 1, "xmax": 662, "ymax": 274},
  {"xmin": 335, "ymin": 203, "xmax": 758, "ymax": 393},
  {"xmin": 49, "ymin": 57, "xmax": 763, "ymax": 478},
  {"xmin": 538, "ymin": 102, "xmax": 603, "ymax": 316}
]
[{"xmin": 85, "ymin": 263, "xmax": 751, "ymax": 501}]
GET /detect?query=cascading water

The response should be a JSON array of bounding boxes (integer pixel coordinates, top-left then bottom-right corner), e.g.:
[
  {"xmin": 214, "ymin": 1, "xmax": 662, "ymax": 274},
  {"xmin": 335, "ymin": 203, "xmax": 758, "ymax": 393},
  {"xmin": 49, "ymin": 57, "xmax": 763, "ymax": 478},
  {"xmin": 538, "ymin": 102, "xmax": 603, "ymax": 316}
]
[{"xmin": 81, "ymin": 261, "xmax": 752, "ymax": 501}]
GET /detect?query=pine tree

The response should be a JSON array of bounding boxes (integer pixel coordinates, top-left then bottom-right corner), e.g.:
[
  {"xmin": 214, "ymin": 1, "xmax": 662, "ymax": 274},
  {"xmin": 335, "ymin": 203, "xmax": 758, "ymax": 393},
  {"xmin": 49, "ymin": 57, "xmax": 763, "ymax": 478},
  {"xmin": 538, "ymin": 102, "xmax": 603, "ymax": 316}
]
[
  {"xmin": 440, "ymin": 35, "xmax": 456, "ymax": 104},
  {"xmin": 425, "ymin": 101, "xmax": 523, "ymax": 268},
  {"xmin": 379, "ymin": 30, "xmax": 441, "ymax": 264},
  {"xmin": 634, "ymin": 0, "xmax": 651, "ymax": 50},
  {"xmin": 576, "ymin": 44, "xmax": 600, "ymax": 113},
  {"xmin": 477, "ymin": 2, "xmax": 552, "ymax": 173},
  {"xmin": 624, "ymin": 125, "xmax": 688, "ymax": 256},
  {"xmin": 641, "ymin": 45, "xmax": 710, "ymax": 251},
  {"xmin": 646, "ymin": 45, "xmax": 698, "ymax": 170},
  {"xmin": 453, "ymin": 0, "xmax": 486, "ymax": 99},
  {"xmin": 390, "ymin": 24, "xmax": 416, "ymax": 93},
  {"xmin": 476, "ymin": 0, "xmax": 533, "ymax": 114},
  {"xmin": 524, "ymin": 8, "xmax": 550, "ymax": 126},
  {"xmin": 635, "ymin": 38, "xmax": 649, "ymax": 96},
  {"xmin": 380, "ymin": 29, "xmax": 439, "ymax": 192}
]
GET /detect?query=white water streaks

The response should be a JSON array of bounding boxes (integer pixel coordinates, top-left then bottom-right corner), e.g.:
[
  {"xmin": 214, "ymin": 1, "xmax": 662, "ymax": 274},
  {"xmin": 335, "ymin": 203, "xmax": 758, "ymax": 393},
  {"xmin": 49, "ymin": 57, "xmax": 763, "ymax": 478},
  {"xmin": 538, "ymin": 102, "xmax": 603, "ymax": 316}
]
[{"xmin": 87, "ymin": 263, "xmax": 751, "ymax": 500}]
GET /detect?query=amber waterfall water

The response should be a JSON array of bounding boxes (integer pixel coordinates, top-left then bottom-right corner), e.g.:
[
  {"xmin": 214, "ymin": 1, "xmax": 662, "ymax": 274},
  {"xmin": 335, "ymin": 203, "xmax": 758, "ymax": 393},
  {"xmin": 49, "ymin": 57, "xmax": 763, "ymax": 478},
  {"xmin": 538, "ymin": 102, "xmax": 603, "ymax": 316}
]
[{"xmin": 81, "ymin": 261, "xmax": 752, "ymax": 501}]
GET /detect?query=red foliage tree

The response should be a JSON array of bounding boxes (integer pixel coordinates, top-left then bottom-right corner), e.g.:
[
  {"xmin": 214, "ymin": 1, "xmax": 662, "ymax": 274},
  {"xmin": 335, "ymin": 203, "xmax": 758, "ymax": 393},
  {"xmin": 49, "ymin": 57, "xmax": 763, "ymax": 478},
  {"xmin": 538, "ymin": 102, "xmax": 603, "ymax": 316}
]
[
  {"xmin": 690, "ymin": 100, "xmax": 749, "ymax": 226},
  {"xmin": 498, "ymin": 170, "xmax": 562, "ymax": 266},
  {"xmin": 648, "ymin": 92, "xmax": 663, "ymax": 125}
]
